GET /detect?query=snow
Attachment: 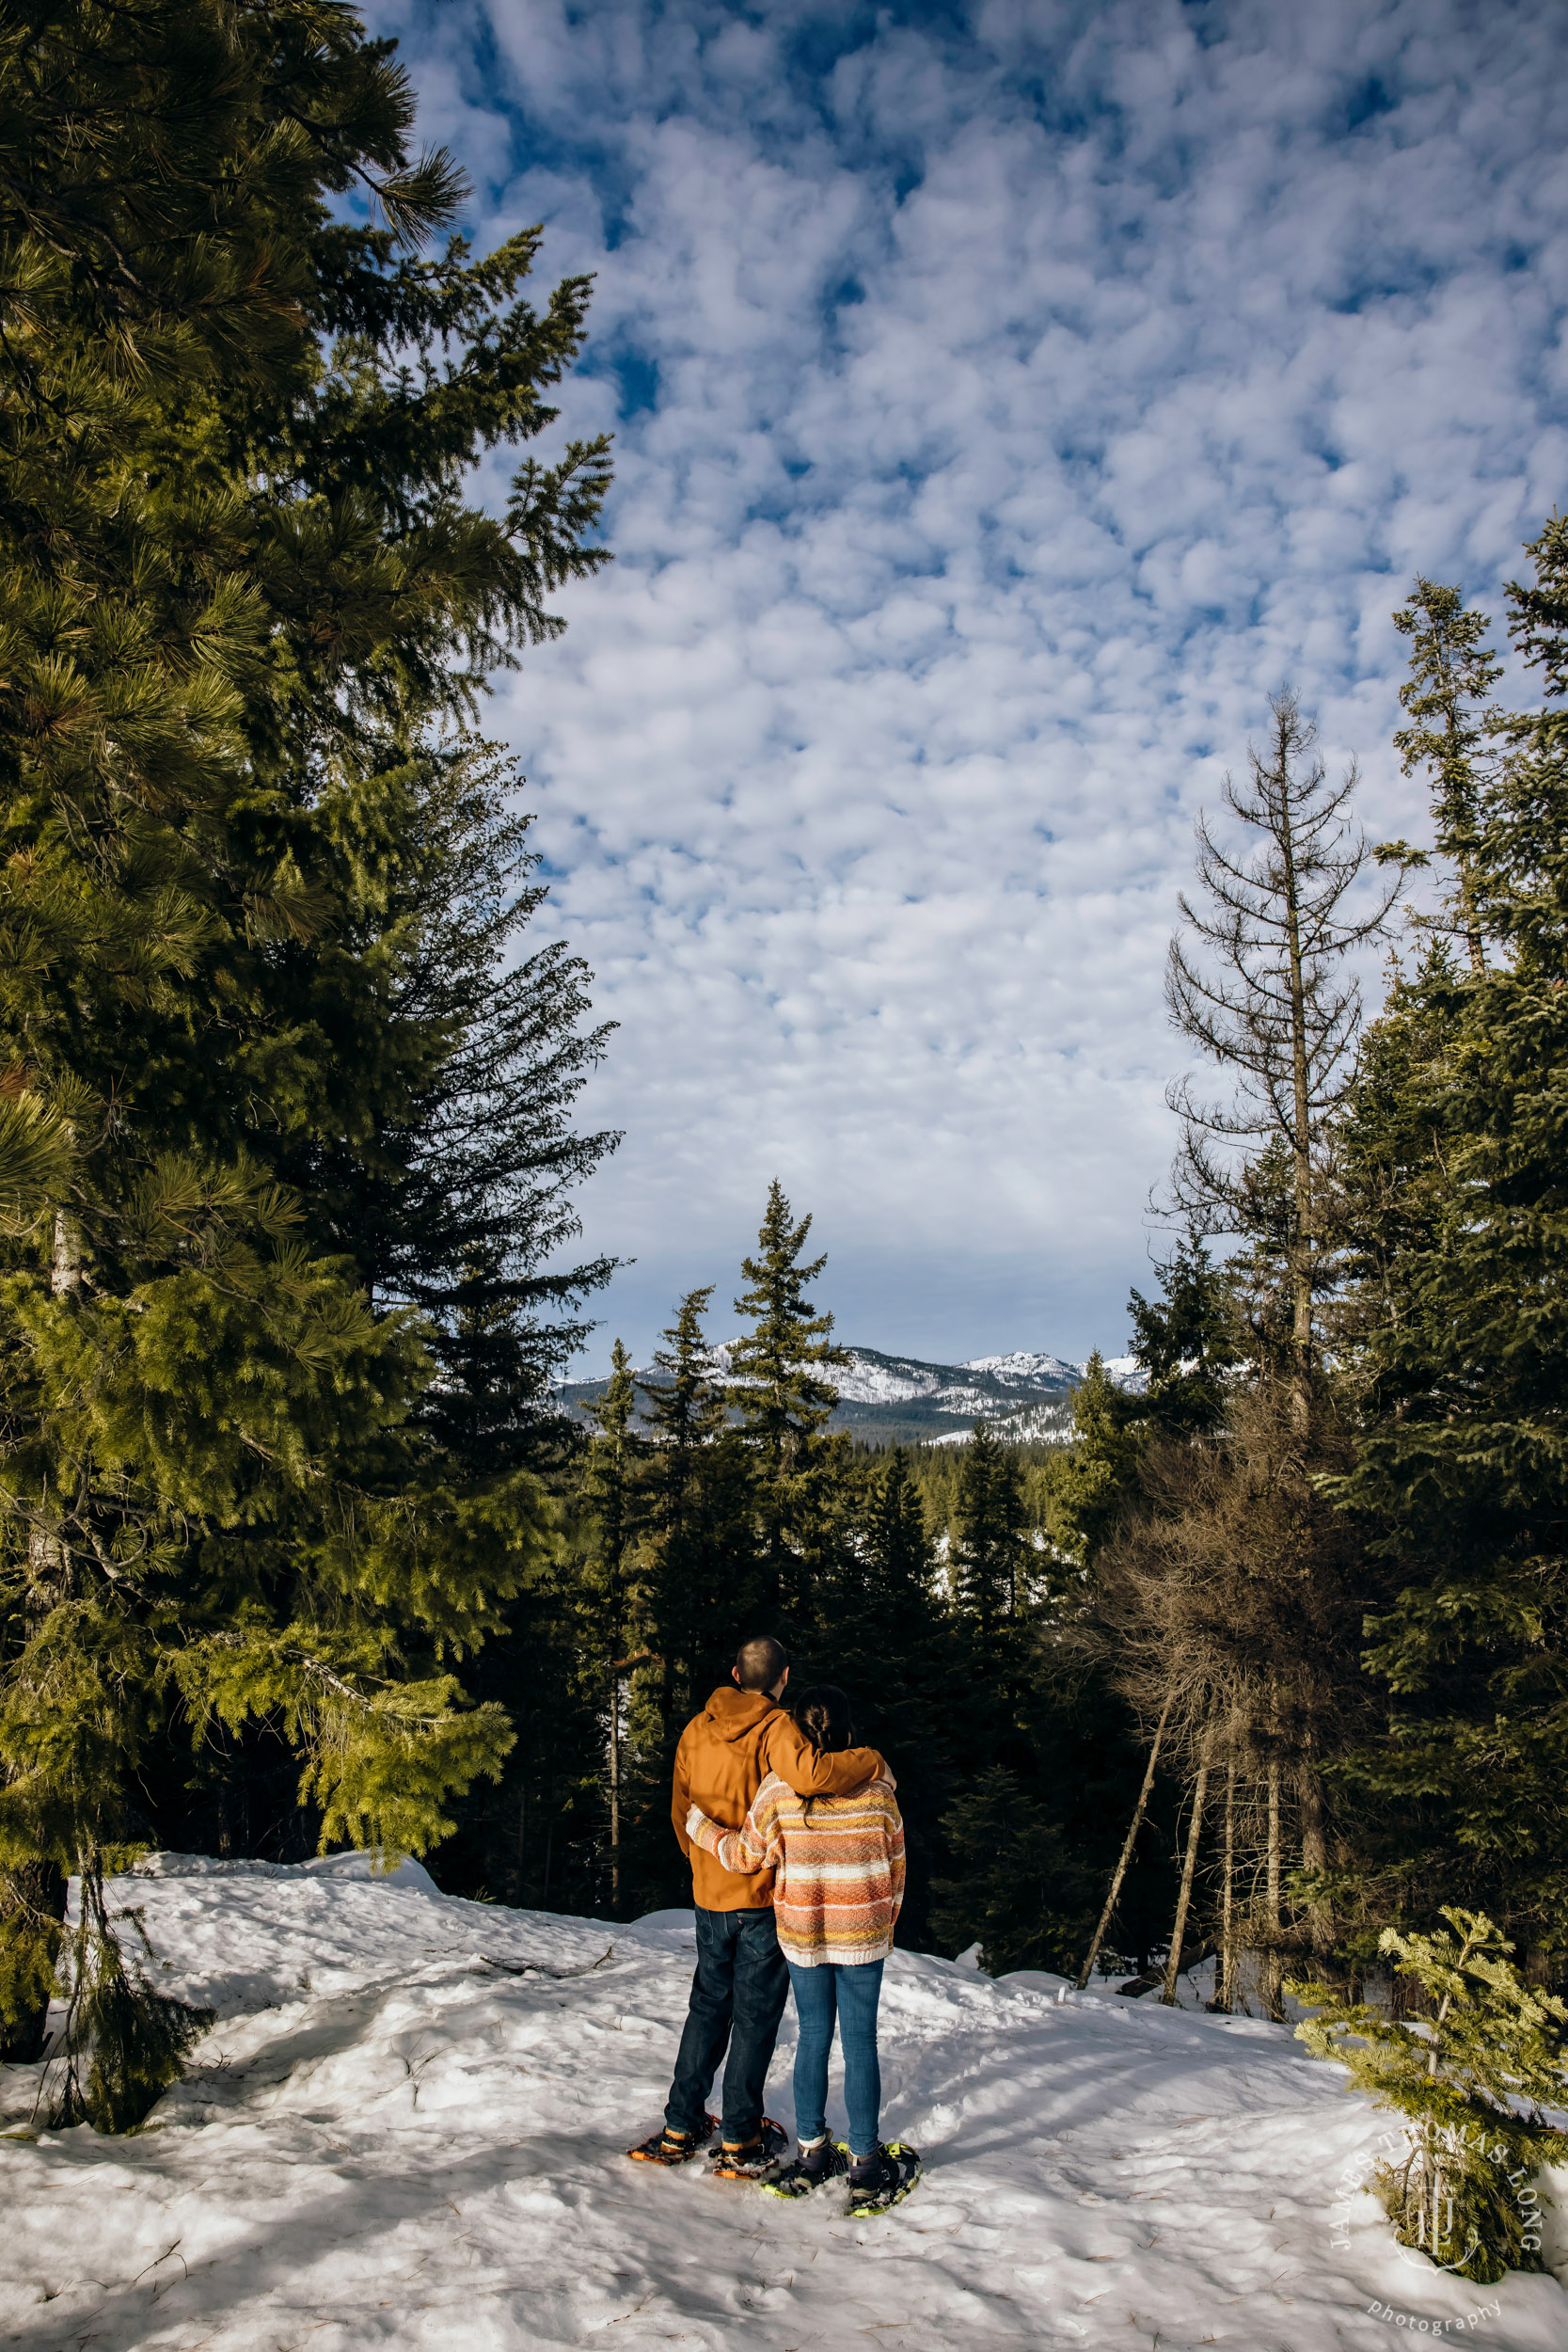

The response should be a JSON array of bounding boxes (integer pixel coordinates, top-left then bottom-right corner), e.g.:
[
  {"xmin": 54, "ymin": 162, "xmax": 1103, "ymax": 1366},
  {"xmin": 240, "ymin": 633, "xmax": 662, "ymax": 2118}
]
[
  {"xmin": 2, "ymin": 1862, "xmax": 1563, "ymax": 2350},
  {"xmin": 962, "ymin": 1351, "xmax": 1083, "ymax": 1386}
]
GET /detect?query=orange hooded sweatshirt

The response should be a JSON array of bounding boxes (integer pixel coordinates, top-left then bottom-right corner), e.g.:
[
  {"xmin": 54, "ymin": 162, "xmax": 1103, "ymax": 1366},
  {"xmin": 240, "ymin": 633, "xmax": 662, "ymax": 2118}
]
[{"xmin": 671, "ymin": 1686, "xmax": 886, "ymax": 1912}]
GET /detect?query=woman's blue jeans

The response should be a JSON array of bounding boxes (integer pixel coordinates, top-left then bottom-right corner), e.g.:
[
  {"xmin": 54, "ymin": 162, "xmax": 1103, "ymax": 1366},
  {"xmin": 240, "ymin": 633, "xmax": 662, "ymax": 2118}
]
[{"xmin": 785, "ymin": 1957, "xmax": 885, "ymax": 2158}]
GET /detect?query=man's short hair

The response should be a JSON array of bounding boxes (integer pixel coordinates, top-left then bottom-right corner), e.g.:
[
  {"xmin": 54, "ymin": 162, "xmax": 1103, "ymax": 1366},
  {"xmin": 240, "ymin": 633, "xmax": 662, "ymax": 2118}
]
[{"xmin": 734, "ymin": 1635, "xmax": 789, "ymax": 1692}]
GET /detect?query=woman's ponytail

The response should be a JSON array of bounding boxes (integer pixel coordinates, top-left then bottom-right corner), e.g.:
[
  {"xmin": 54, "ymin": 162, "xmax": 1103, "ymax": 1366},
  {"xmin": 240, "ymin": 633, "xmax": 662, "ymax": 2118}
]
[{"xmin": 793, "ymin": 1684, "xmax": 855, "ymax": 1755}]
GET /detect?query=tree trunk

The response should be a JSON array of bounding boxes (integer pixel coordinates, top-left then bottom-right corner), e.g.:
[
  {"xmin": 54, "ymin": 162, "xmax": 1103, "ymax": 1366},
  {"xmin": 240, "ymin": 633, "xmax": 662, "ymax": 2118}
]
[
  {"xmin": 1445, "ymin": 701, "xmax": 1486, "ymax": 976},
  {"xmin": 27, "ymin": 1203, "xmax": 80, "ymax": 1590},
  {"xmin": 8, "ymin": 1207, "xmax": 80, "ymax": 2058},
  {"xmin": 1296, "ymin": 1721, "xmax": 1331, "ymax": 1960},
  {"xmin": 1161, "ymin": 1756, "xmax": 1210, "ymax": 2006},
  {"xmin": 1277, "ymin": 789, "xmax": 1315, "ymax": 1432},
  {"xmin": 1261, "ymin": 1751, "xmax": 1285, "ymax": 2021},
  {"xmin": 51, "ymin": 1203, "xmax": 80, "ymax": 1296},
  {"xmin": 608, "ymin": 1675, "xmax": 621, "ymax": 1911},
  {"xmin": 1076, "ymin": 1695, "xmax": 1172, "ymax": 1990},
  {"xmin": 1213, "ymin": 1753, "xmax": 1237, "ymax": 2012}
]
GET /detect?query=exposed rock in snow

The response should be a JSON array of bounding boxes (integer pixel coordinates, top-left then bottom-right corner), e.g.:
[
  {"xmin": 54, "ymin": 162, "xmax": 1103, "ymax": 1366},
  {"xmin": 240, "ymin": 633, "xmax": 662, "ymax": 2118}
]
[{"xmin": 1, "ymin": 1864, "xmax": 1562, "ymax": 2348}]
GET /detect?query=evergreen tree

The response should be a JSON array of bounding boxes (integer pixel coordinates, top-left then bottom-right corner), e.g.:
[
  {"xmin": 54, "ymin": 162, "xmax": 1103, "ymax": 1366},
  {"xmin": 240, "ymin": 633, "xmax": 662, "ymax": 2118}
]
[
  {"xmin": 1126, "ymin": 1232, "xmax": 1243, "ymax": 1438},
  {"xmin": 859, "ymin": 1450, "xmax": 944, "ymax": 1661},
  {"xmin": 1294, "ymin": 1911, "xmax": 1568, "ymax": 2282},
  {"xmin": 1335, "ymin": 518, "xmax": 1568, "ymax": 1960},
  {"xmin": 326, "ymin": 738, "xmax": 618, "ymax": 1471},
  {"xmin": 930, "ymin": 1766, "xmax": 1096, "ymax": 1978},
  {"xmin": 728, "ymin": 1182, "xmax": 846, "ymax": 1637},
  {"xmin": 1039, "ymin": 1354, "xmax": 1140, "ymax": 1569},
  {"xmin": 1327, "ymin": 944, "xmax": 1460, "ymax": 1391},
  {"xmin": 0, "ymin": 1, "xmax": 612, "ymax": 2100},
  {"xmin": 620, "ymin": 1289, "xmax": 758, "ymax": 1911},
  {"xmin": 577, "ymin": 1342, "xmax": 641, "ymax": 1910},
  {"xmin": 1388, "ymin": 580, "xmax": 1502, "ymax": 974},
  {"xmin": 951, "ymin": 1422, "xmax": 1032, "ymax": 1651},
  {"xmin": 832, "ymin": 1449, "xmax": 958, "ymax": 1945}
]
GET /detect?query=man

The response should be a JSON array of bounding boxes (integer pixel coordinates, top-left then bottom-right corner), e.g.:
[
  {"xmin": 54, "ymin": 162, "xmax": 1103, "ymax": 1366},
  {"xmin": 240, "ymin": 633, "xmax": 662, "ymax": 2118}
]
[{"xmin": 626, "ymin": 1634, "xmax": 885, "ymax": 2179}]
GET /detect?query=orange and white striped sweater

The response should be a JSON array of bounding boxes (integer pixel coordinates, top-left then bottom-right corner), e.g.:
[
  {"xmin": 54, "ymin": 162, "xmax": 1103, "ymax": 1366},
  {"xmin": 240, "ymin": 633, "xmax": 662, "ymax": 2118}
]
[{"xmin": 688, "ymin": 1770, "xmax": 905, "ymax": 1967}]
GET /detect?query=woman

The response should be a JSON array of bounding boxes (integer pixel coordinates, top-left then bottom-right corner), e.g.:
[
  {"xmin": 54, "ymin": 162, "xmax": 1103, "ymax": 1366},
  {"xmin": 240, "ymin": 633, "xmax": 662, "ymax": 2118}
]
[{"xmin": 686, "ymin": 1684, "xmax": 920, "ymax": 2210}]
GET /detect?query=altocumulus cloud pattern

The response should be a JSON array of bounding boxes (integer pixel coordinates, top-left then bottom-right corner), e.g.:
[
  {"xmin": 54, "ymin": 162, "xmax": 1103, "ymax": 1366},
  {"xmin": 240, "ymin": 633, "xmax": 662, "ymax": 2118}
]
[{"xmin": 365, "ymin": 0, "xmax": 1568, "ymax": 1368}]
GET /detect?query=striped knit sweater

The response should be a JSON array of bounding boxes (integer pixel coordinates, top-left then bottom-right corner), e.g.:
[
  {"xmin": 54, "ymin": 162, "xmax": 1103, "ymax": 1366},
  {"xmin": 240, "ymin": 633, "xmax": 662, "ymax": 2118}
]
[{"xmin": 688, "ymin": 1769, "xmax": 905, "ymax": 1967}]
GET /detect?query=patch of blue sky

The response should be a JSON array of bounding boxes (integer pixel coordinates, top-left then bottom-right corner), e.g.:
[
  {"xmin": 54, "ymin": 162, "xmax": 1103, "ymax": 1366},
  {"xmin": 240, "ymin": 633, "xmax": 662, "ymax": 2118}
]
[
  {"xmin": 1341, "ymin": 74, "xmax": 1398, "ymax": 134},
  {"xmin": 582, "ymin": 346, "xmax": 659, "ymax": 417}
]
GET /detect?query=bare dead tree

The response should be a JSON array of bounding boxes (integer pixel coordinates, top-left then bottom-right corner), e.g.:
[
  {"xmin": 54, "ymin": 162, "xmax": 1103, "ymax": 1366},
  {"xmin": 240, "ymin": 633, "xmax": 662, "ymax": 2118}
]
[
  {"xmin": 1161, "ymin": 1745, "xmax": 1211, "ymax": 2005},
  {"xmin": 1075, "ymin": 1693, "xmax": 1172, "ymax": 1990},
  {"xmin": 1167, "ymin": 692, "xmax": 1397, "ymax": 1427},
  {"xmin": 1090, "ymin": 1388, "xmax": 1375, "ymax": 2010}
]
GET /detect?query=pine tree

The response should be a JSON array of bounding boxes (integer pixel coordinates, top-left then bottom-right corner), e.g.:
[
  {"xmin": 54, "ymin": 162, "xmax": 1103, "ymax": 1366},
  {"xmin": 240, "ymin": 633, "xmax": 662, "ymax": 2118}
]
[
  {"xmin": 1294, "ymin": 1911, "xmax": 1568, "ymax": 2282},
  {"xmin": 1039, "ymin": 1354, "xmax": 1141, "ymax": 1568},
  {"xmin": 858, "ymin": 1451, "xmax": 943, "ymax": 1657},
  {"xmin": 950, "ymin": 1422, "xmax": 1036, "ymax": 1706},
  {"xmin": 1126, "ymin": 1232, "xmax": 1243, "ymax": 1438},
  {"xmin": 322, "ymin": 737, "xmax": 618, "ymax": 1471},
  {"xmin": 728, "ymin": 1182, "xmax": 846, "ymax": 1637},
  {"xmin": 930, "ymin": 1766, "xmax": 1096, "ymax": 1977},
  {"xmin": 831, "ymin": 1449, "xmax": 958, "ymax": 1945},
  {"xmin": 1335, "ymin": 518, "xmax": 1568, "ymax": 1956},
  {"xmin": 1389, "ymin": 580, "xmax": 1502, "ymax": 974},
  {"xmin": 616, "ymin": 1290, "xmax": 758, "ymax": 1911},
  {"xmin": 577, "ymin": 1342, "xmax": 641, "ymax": 1910},
  {"xmin": 638, "ymin": 1291, "xmax": 757, "ymax": 1717},
  {"xmin": 0, "ymin": 1, "xmax": 612, "ymax": 2103}
]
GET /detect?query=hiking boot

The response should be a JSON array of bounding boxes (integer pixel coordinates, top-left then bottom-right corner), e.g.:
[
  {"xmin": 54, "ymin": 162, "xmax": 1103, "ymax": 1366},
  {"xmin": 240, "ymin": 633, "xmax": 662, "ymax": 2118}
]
[
  {"xmin": 626, "ymin": 2110, "xmax": 719, "ymax": 2166},
  {"xmin": 709, "ymin": 2117, "xmax": 789, "ymax": 2180},
  {"xmin": 763, "ymin": 2135, "xmax": 849, "ymax": 2200},
  {"xmin": 847, "ymin": 2140, "xmax": 923, "ymax": 2212}
]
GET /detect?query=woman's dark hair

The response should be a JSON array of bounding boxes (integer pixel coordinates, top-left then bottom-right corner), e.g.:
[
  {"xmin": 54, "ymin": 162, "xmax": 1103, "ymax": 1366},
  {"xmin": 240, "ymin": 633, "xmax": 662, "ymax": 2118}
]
[{"xmin": 793, "ymin": 1684, "xmax": 854, "ymax": 1755}]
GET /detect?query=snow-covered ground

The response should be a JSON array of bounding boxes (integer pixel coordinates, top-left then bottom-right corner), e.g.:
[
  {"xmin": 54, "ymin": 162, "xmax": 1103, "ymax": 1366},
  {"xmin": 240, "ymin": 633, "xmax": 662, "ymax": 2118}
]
[{"xmin": 1, "ymin": 1858, "xmax": 1563, "ymax": 2351}]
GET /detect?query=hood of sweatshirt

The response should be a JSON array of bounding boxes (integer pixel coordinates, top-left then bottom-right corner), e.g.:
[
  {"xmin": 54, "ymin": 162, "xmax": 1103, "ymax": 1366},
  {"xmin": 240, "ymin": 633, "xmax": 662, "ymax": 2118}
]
[{"xmin": 700, "ymin": 1685, "xmax": 777, "ymax": 1743}]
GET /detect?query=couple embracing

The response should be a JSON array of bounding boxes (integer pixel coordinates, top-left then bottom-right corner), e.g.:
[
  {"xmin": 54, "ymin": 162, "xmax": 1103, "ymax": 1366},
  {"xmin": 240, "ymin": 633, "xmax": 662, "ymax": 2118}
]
[{"xmin": 626, "ymin": 1634, "xmax": 920, "ymax": 2212}]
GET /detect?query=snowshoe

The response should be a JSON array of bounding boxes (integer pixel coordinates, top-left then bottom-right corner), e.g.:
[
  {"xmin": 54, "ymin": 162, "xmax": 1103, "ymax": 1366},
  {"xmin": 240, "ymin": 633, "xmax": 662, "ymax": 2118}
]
[
  {"xmin": 709, "ymin": 2117, "xmax": 789, "ymax": 2180},
  {"xmin": 626, "ymin": 2110, "xmax": 719, "ymax": 2166},
  {"xmin": 846, "ymin": 2141, "xmax": 922, "ymax": 2213},
  {"xmin": 762, "ymin": 2137, "xmax": 850, "ymax": 2200}
]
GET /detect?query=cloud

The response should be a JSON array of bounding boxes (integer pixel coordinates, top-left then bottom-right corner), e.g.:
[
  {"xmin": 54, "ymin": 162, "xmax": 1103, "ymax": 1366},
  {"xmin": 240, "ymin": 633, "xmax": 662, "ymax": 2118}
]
[{"xmin": 365, "ymin": 0, "xmax": 1568, "ymax": 1367}]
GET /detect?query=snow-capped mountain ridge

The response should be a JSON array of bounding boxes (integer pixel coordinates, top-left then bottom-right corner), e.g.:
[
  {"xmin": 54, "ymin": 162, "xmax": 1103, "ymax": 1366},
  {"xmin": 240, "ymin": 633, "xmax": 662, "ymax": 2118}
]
[{"xmin": 562, "ymin": 1341, "xmax": 1143, "ymax": 1445}]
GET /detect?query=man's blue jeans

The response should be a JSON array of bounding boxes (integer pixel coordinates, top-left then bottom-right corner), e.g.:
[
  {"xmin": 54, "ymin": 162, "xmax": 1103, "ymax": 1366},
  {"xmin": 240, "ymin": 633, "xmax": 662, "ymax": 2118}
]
[
  {"xmin": 665, "ymin": 1906, "xmax": 790, "ymax": 2144},
  {"xmin": 785, "ymin": 1957, "xmax": 885, "ymax": 2158}
]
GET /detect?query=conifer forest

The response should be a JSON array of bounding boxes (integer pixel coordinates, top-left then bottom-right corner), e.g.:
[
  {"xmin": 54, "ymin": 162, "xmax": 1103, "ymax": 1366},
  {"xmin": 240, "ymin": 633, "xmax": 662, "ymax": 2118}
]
[{"xmin": 1, "ymin": 0, "xmax": 1566, "ymax": 2293}]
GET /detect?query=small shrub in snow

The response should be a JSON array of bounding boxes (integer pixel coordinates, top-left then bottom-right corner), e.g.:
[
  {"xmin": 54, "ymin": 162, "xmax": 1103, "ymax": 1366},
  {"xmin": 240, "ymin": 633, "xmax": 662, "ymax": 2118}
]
[{"xmin": 1292, "ymin": 1908, "xmax": 1568, "ymax": 2283}]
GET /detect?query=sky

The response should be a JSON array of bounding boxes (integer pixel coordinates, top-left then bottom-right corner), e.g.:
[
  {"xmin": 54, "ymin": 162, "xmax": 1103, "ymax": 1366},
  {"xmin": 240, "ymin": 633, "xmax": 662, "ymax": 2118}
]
[{"xmin": 365, "ymin": 0, "xmax": 1568, "ymax": 1373}]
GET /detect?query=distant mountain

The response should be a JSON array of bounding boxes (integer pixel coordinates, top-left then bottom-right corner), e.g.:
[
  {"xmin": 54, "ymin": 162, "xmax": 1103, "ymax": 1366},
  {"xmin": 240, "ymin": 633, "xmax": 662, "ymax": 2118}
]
[{"xmin": 558, "ymin": 1343, "xmax": 1145, "ymax": 1448}]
